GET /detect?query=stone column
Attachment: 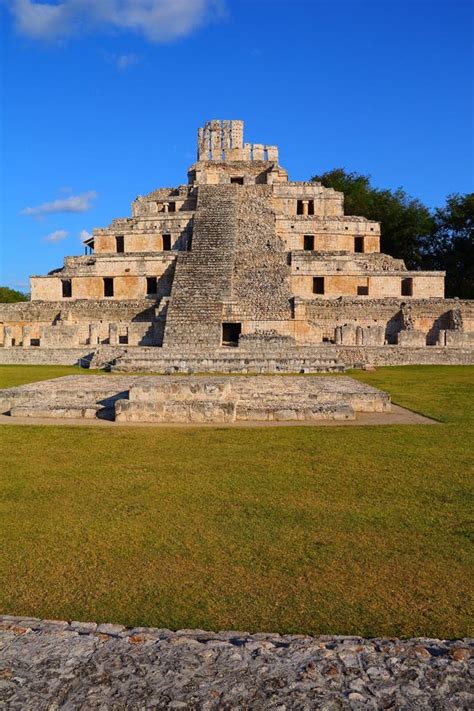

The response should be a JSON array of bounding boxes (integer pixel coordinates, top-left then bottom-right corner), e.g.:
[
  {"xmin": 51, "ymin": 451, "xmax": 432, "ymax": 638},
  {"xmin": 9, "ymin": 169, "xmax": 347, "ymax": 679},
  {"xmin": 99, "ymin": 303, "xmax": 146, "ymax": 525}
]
[
  {"xmin": 89, "ymin": 323, "xmax": 99, "ymax": 346},
  {"xmin": 109, "ymin": 323, "xmax": 119, "ymax": 346},
  {"xmin": 267, "ymin": 146, "xmax": 279, "ymax": 162},
  {"xmin": 437, "ymin": 329, "xmax": 447, "ymax": 347},
  {"xmin": 210, "ymin": 120, "xmax": 221, "ymax": 160},
  {"xmin": 22, "ymin": 326, "xmax": 31, "ymax": 348},
  {"xmin": 162, "ymin": 202, "xmax": 169, "ymax": 213},
  {"xmin": 243, "ymin": 143, "xmax": 252, "ymax": 160},
  {"xmin": 302, "ymin": 200, "xmax": 309, "ymax": 216},
  {"xmin": 356, "ymin": 326, "xmax": 364, "ymax": 346},
  {"xmin": 3, "ymin": 326, "xmax": 13, "ymax": 348},
  {"xmin": 335, "ymin": 326, "xmax": 342, "ymax": 345}
]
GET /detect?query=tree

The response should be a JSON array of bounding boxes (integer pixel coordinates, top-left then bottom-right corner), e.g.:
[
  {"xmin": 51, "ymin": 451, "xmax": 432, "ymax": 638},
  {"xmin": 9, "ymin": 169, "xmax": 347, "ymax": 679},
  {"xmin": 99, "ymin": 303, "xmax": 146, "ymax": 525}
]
[
  {"xmin": 421, "ymin": 193, "xmax": 474, "ymax": 299},
  {"xmin": 0, "ymin": 286, "xmax": 29, "ymax": 303},
  {"xmin": 310, "ymin": 168, "xmax": 434, "ymax": 269}
]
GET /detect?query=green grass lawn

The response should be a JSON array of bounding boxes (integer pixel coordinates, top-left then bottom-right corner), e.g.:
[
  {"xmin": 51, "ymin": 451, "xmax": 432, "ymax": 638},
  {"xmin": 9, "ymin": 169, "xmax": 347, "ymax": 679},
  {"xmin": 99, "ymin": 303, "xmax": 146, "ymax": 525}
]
[{"xmin": 0, "ymin": 364, "xmax": 473, "ymax": 637}]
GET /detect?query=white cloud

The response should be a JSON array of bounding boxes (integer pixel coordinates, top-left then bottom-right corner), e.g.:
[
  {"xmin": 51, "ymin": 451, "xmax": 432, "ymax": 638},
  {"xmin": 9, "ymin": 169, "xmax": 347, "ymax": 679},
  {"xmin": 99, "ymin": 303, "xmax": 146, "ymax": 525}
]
[
  {"xmin": 115, "ymin": 53, "xmax": 139, "ymax": 69},
  {"xmin": 44, "ymin": 229, "xmax": 69, "ymax": 242},
  {"xmin": 79, "ymin": 229, "xmax": 92, "ymax": 242},
  {"xmin": 9, "ymin": 0, "xmax": 225, "ymax": 43},
  {"xmin": 102, "ymin": 50, "xmax": 140, "ymax": 69},
  {"xmin": 20, "ymin": 191, "xmax": 97, "ymax": 217}
]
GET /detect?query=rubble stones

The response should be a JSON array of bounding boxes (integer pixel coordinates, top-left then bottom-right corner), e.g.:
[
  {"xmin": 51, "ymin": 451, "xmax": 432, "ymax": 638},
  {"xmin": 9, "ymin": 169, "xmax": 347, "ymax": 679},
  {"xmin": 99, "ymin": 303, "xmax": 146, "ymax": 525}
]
[{"xmin": 0, "ymin": 617, "xmax": 472, "ymax": 709}]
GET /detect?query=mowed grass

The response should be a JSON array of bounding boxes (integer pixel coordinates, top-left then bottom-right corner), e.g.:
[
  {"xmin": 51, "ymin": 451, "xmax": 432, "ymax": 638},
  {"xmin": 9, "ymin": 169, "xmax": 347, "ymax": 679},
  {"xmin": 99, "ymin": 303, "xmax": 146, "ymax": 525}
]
[
  {"xmin": 0, "ymin": 365, "xmax": 473, "ymax": 637},
  {"xmin": 0, "ymin": 364, "xmax": 101, "ymax": 389}
]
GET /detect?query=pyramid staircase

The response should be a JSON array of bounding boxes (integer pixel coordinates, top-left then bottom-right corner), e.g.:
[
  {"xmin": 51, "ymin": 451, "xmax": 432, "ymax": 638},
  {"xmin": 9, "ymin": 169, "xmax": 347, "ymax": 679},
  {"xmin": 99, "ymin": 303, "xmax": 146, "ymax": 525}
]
[{"xmin": 162, "ymin": 185, "xmax": 239, "ymax": 349}]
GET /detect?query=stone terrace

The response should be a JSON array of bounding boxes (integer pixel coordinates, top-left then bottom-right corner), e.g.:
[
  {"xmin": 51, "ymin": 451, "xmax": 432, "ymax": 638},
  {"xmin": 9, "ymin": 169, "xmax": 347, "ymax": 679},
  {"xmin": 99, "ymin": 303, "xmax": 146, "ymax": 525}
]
[
  {"xmin": 0, "ymin": 617, "xmax": 472, "ymax": 709},
  {"xmin": 0, "ymin": 375, "xmax": 390, "ymax": 423}
]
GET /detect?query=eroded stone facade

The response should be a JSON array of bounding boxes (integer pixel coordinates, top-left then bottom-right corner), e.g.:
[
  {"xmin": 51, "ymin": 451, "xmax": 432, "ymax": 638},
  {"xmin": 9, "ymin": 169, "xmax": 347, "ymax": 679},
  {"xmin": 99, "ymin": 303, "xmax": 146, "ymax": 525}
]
[{"xmin": 1, "ymin": 119, "xmax": 473, "ymax": 366}]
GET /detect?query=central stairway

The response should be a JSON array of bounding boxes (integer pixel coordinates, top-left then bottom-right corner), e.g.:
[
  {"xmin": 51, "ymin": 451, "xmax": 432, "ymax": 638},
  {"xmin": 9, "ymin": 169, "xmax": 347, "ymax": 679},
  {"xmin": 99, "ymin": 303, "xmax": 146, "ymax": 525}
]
[{"xmin": 162, "ymin": 185, "xmax": 239, "ymax": 349}]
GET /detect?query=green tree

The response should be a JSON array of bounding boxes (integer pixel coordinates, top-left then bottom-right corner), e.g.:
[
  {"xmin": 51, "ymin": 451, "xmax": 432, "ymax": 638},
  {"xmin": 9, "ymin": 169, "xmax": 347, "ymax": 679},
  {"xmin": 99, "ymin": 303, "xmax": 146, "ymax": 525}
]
[
  {"xmin": 310, "ymin": 168, "xmax": 434, "ymax": 268},
  {"xmin": 421, "ymin": 193, "xmax": 474, "ymax": 299},
  {"xmin": 0, "ymin": 286, "xmax": 29, "ymax": 303}
]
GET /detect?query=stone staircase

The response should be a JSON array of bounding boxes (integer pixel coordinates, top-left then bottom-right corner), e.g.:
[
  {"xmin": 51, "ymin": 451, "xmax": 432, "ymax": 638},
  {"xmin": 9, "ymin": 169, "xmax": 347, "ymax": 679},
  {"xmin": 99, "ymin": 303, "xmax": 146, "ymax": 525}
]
[
  {"xmin": 109, "ymin": 346, "xmax": 345, "ymax": 373},
  {"xmin": 162, "ymin": 185, "xmax": 239, "ymax": 349}
]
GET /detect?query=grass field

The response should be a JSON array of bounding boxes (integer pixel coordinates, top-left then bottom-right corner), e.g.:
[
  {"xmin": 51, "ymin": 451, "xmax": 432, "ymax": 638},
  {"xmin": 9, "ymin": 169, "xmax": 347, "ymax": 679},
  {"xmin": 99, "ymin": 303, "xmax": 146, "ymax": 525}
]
[{"xmin": 0, "ymin": 364, "xmax": 472, "ymax": 637}]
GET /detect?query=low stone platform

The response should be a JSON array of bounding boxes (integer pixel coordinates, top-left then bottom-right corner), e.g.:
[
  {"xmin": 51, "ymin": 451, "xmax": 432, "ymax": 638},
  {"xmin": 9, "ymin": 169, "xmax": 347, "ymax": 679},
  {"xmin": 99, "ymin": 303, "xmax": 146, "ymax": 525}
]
[
  {"xmin": 0, "ymin": 616, "xmax": 471, "ymax": 709},
  {"xmin": 0, "ymin": 375, "xmax": 390, "ymax": 424},
  {"xmin": 108, "ymin": 346, "xmax": 346, "ymax": 374}
]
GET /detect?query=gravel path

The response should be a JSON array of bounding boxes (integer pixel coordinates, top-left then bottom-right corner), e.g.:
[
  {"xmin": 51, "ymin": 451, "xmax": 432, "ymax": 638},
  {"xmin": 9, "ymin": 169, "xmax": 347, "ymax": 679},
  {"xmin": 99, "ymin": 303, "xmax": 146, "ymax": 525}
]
[{"xmin": 0, "ymin": 616, "xmax": 472, "ymax": 709}]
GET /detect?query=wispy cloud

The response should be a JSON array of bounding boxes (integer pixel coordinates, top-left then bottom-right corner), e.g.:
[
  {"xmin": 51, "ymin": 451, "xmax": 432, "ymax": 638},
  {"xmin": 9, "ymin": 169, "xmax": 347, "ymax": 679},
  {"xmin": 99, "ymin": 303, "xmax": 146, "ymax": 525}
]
[
  {"xmin": 20, "ymin": 191, "xmax": 97, "ymax": 217},
  {"xmin": 44, "ymin": 229, "xmax": 69, "ymax": 242},
  {"xmin": 79, "ymin": 229, "xmax": 92, "ymax": 242},
  {"xmin": 9, "ymin": 0, "xmax": 225, "ymax": 43},
  {"xmin": 102, "ymin": 50, "xmax": 140, "ymax": 70}
]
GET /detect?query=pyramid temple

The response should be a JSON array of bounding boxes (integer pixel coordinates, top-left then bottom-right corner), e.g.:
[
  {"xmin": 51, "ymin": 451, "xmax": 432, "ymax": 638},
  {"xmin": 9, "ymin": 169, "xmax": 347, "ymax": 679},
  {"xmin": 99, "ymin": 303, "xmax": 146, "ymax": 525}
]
[{"xmin": 1, "ymin": 119, "xmax": 473, "ymax": 372}]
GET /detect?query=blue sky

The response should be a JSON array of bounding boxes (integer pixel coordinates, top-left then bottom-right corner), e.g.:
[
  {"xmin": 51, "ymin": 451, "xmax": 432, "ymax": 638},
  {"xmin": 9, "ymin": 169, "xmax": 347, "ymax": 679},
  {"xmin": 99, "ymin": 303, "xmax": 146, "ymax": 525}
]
[{"xmin": 1, "ymin": 0, "xmax": 473, "ymax": 291}]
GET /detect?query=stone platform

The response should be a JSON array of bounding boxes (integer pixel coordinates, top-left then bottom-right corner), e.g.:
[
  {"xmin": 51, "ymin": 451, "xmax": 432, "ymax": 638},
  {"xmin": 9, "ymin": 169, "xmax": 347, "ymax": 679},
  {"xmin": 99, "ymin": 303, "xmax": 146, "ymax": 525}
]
[
  {"xmin": 0, "ymin": 616, "xmax": 471, "ymax": 709},
  {"xmin": 0, "ymin": 375, "xmax": 390, "ymax": 424}
]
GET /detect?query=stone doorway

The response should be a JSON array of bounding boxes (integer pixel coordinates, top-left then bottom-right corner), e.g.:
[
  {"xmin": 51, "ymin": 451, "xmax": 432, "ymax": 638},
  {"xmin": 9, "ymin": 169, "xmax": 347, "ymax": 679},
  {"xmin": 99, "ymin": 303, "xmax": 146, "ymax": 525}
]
[{"xmin": 222, "ymin": 322, "xmax": 241, "ymax": 346}]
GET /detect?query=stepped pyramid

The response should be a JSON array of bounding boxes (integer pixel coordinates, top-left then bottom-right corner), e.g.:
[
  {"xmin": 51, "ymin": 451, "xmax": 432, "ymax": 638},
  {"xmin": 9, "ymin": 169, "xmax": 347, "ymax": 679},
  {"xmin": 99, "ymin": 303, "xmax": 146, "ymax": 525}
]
[{"xmin": 1, "ymin": 118, "xmax": 472, "ymax": 373}]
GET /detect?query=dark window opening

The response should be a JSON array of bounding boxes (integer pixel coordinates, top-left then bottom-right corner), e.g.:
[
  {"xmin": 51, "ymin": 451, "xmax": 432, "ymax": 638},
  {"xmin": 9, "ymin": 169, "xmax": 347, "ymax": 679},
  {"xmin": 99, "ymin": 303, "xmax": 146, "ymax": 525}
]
[
  {"xmin": 30, "ymin": 338, "xmax": 40, "ymax": 347},
  {"xmin": 297, "ymin": 200, "xmax": 304, "ymax": 215},
  {"xmin": 222, "ymin": 322, "xmax": 241, "ymax": 346},
  {"xmin": 357, "ymin": 285, "xmax": 369, "ymax": 296},
  {"xmin": 115, "ymin": 235, "xmax": 124, "ymax": 253},
  {"xmin": 354, "ymin": 236, "xmax": 364, "ymax": 253},
  {"xmin": 230, "ymin": 177, "xmax": 244, "ymax": 185},
  {"xmin": 103, "ymin": 278, "xmax": 114, "ymax": 297},
  {"xmin": 146, "ymin": 276, "xmax": 158, "ymax": 295},
  {"xmin": 61, "ymin": 279, "xmax": 72, "ymax": 298},
  {"xmin": 304, "ymin": 235, "xmax": 314, "ymax": 251},
  {"xmin": 401, "ymin": 277, "xmax": 413, "ymax": 296},
  {"xmin": 119, "ymin": 335, "xmax": 128, "ymax": 345},
  {"xmin": 162, "ymin": 234, "xmax": 171, "ymax": 251},
  {"xmin": 313, "ymin": 277, "xmax": 325, "ymax": 295},
  {"xmin": 168, "ymin": 202, "xmax": 176, "ymax": 212},
  {"xmin": 308, "ymin": 200, "xmax": 315, "ymax": 215}
]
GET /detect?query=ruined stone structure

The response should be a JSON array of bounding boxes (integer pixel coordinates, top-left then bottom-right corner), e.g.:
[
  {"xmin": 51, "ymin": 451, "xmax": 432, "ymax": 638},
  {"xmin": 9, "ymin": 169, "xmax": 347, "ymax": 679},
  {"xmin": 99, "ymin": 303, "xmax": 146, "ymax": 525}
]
[
  {"xmin": 1, "ymin": 119, "xmax": 473, "ymax": 370},
  {"xmin": 0, "ymin": 375, "xmax": 391, "ymax": 423}
]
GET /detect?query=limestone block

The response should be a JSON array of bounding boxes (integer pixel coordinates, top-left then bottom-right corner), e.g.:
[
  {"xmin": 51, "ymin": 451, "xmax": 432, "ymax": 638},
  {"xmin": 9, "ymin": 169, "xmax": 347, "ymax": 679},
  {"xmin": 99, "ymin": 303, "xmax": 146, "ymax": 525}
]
[
  {"xmin": 3, "ymin": 326, "xmax": 13, "ymax": 348},
  {"xmin": 22, "ymin": 326, "xmax": 31, "ymax": 348},
  {"xmin": 340, "ymin": 323, "xmax": 357, "ymax": 345},
  {"xmin": 253, "ymin": 144, "xmax": 265, "ymax": 161},
  {"xmin": 360, "ymin": 326, "xmax": 386, "ymax": 346},
  {"xmin": 397, "ymin": 330, "xmax": 426, "ymax": 347},
  {"xmin": 266, "ymin": 146, "xmax": 279, "ymax": 162},
  {"xmin": 39, "ymin": 324, "xmax": 81, "ymax": 348},
  {"xmin": 230, "ymin": 120, "xmax": 244, "ymax": 149},
  {"xmin": 89, "ymin": 323, "xmax": 100, "ymax": 346},
  {"xmin": 445, "ymin": 330, "xmax": 472, "ymax": 347},
  {"xmin": 109, "ymin": 323, "xmax": 119, "ymax": 346},
  {"xmin": 243, "ymin": 143, "xmax": 252, "ymax": 160}
]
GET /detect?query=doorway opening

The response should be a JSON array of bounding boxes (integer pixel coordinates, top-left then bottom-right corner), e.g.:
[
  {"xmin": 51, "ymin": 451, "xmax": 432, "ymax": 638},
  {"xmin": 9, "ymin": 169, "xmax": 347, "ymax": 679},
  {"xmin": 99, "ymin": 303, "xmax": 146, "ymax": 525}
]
[{"xmin": 222, "ymin": 322, "xmax": 241, "ymax": 346}]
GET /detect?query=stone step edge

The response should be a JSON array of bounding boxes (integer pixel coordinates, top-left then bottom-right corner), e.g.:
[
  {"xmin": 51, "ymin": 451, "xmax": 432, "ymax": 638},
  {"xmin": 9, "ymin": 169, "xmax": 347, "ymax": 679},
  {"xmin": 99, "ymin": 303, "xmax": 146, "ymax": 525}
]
[{"xmin": 0, "ymin": 616, "xmax": 471, "ymax": 653}]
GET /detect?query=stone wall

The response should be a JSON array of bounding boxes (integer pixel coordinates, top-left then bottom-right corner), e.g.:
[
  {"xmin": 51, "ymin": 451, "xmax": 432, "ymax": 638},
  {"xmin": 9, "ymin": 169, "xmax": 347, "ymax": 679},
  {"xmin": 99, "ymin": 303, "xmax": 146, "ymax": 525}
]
[{"xmin": 298, "ymin": 297, "xmax": 474, "ymax": 345}]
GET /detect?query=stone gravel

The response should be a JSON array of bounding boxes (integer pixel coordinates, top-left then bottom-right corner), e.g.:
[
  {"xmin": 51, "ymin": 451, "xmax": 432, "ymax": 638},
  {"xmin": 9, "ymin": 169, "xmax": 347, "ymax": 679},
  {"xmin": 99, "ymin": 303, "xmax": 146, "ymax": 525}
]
[{"xmin": 0, "ymin": 616, "xmax": 472, "ymax": 709}]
